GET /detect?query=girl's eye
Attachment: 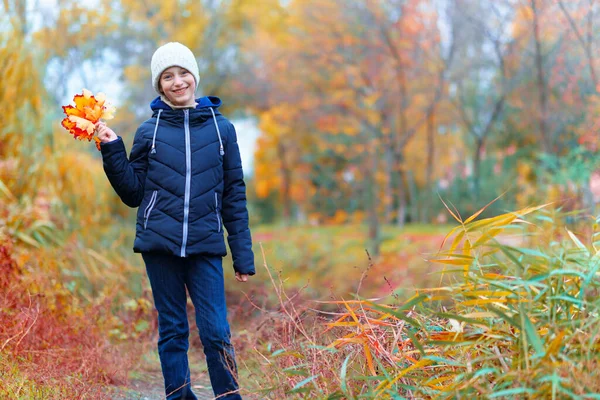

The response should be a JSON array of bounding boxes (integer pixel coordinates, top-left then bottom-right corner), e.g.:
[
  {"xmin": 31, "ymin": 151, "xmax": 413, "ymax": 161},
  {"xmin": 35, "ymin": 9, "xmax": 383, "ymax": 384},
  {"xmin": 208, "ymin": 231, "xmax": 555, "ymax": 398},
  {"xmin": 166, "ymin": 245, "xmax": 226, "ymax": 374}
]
[
  {"xmin": 163, "ymin": 75, "xmax": 172, "ymax": 80},
  {"xmin": 181, "ymin": 70, "xmax": 188, "ymax": 75}
]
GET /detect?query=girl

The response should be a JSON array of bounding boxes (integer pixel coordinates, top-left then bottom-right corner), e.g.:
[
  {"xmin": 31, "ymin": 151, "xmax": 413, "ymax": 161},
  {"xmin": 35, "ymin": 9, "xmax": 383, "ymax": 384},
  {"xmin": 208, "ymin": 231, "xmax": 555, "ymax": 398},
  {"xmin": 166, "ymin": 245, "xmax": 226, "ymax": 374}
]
[{"xmin": 95, "ymin": 42, "xmax": 254, "ymax": 400}]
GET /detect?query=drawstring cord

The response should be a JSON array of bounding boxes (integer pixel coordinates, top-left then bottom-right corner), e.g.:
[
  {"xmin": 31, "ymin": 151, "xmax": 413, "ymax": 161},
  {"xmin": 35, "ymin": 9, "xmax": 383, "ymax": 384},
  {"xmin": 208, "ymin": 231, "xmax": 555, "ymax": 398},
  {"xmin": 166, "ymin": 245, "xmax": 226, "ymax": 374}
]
[
  {"xmin": 150, "ymin": 109, "xmax": 163, "ymax": 154},
  {"xmin": 151, "ymin": 108, "xmax": 224, "ymax": 156},
  {"xmin": 210, "ymin": 108, "xmax": 225, "ymax": 156}
]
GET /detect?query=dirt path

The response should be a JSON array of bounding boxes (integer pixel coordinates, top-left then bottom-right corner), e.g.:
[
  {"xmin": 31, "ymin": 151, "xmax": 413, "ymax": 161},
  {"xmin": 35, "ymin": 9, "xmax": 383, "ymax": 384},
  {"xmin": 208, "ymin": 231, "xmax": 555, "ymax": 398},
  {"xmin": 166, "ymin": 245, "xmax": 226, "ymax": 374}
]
[
  {"xmin": 110, "ymin": 378, "xmax": 215, "ymax": 400},
  {"xmin": 107, "ymin": 348, "xmax": 216, "ymax": 400},
  {"xmin": 109, "ymin": 375, "xmax": 215, "ymax": 400}
]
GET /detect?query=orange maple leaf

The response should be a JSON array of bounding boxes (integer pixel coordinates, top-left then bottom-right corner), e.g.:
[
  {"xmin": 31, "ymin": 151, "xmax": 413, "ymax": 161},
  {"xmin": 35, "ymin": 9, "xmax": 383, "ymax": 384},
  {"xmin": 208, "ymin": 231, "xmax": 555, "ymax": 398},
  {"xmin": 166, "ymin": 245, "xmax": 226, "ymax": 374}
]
[{"xmin": 61, "ymin": 89, "xmax": 116, "ymax": 151}]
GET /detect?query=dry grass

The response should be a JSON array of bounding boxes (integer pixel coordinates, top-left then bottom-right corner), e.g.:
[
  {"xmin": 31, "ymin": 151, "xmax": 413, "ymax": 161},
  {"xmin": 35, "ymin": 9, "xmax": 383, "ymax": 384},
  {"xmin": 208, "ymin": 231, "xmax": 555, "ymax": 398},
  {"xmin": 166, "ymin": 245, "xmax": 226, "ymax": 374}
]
[{"xmin": 0, "ymin": 238, "xmax": 153, "ymax": 399}]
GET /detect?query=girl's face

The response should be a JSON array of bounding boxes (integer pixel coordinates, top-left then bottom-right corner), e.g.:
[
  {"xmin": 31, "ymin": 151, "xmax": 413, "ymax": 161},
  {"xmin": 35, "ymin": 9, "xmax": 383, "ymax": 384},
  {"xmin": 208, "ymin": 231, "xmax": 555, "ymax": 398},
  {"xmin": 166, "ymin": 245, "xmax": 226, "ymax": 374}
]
[{"xmin": 159, "ymin": 67, "xmax": 196, "ymax": 106}]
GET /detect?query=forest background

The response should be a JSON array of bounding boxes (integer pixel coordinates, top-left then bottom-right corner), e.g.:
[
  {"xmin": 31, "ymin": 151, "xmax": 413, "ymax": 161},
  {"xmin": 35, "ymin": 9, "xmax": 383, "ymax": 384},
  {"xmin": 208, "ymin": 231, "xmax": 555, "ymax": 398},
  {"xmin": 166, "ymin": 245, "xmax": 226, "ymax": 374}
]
[{"xmin": 1, "ymin": 0, "xmax": 600, "ymax": 398}]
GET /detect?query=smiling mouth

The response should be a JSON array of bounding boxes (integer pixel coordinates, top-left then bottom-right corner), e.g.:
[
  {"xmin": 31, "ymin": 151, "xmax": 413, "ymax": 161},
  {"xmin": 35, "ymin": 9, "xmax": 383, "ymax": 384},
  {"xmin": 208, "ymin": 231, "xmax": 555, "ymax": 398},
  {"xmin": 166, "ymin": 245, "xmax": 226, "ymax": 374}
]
[{"xmin": 173, "ymin": 87, "xmax": 188, "ymax": 95}]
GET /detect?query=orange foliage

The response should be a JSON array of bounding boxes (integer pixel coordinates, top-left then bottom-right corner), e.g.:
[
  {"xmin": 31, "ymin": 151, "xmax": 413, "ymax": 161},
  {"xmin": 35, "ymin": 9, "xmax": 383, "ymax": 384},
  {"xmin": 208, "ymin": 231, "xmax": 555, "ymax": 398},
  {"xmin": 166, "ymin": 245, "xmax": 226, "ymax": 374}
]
[
  {"xmin": 327, "ymin": 209, "xmax": 349, "ymax": 224},
  {"xmin": 61, "ymin": 89, "xmax": 115, "ymax": 150}
]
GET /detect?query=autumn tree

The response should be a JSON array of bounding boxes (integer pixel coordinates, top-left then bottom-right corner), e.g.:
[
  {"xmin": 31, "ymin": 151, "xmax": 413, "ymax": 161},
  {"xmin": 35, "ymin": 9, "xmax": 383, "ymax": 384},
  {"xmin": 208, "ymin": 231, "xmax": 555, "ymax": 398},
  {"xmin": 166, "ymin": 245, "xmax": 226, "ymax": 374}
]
[
  {"xmin": 241, "ymin": 0, "xmax": 456, "ymax": 253},
  {"xmin": 448, "ymin": 0, "xmax": 517, "ymax": 202}
]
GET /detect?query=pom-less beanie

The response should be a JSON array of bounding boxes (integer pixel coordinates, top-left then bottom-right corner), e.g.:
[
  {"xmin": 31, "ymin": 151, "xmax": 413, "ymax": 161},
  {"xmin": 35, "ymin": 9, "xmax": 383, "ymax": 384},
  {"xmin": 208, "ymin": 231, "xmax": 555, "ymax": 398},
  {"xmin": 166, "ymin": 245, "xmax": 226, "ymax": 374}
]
[{"xmin": 151, "ymin": 42, "xmax": 200, "ymax": 95}]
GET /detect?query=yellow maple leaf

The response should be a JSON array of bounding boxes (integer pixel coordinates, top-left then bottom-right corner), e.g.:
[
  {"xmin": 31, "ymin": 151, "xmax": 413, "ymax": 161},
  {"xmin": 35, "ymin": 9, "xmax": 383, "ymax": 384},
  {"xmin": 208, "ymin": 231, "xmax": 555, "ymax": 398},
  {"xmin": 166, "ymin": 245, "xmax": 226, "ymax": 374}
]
[{"xmin": 67, "ymin": 115, "xmax": 95, "ymax": 134}]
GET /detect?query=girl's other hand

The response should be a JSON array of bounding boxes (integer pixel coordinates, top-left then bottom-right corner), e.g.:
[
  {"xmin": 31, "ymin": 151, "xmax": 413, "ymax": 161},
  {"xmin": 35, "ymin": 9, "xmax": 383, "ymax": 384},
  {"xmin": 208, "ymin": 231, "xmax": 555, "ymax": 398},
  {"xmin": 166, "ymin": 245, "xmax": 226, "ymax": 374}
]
[
  {"xmin": 235, "ymin": 272, "xmax": 249, "ymax": 282},
  {"xmin": 95, "ymin": 121, "xmax": 118, "ymax": 143}
]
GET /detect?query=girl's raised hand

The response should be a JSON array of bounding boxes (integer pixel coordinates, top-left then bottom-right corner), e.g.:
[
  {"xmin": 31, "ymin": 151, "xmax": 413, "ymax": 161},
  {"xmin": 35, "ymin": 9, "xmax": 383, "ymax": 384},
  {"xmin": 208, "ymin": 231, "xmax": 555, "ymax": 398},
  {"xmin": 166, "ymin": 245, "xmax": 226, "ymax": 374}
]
[{"xmin": 94, "ymin": 121, "xmax": 118, "ymax": 143}]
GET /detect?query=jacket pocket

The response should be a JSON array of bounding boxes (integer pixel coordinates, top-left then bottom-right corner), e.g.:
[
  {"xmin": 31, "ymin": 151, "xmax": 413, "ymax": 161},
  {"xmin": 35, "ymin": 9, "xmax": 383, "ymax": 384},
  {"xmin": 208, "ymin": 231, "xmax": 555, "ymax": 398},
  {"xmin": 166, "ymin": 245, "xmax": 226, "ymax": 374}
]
[
  {"xmin": 215, "ymin": 192, "xmax": 221, "ymax": 233},
  {"xmin": 144, "ymin": 190, "xmax": 158, "ymax": 229}
]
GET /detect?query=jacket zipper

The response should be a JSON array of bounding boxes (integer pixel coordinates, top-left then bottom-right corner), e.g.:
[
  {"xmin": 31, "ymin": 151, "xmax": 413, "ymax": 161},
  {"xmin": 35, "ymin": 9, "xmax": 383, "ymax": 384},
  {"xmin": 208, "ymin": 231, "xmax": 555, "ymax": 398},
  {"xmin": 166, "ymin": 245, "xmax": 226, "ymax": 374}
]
[
  {"xmin": 143, "ymin": 190, "xmax": 158, "ymax": 229},
  {"xmin": 181, "ymin": 109, "xmax": 191, "ymax": 257},
  {"xmin": 215, "ymin": 192, "xmax": 221, "ymax": 232}
]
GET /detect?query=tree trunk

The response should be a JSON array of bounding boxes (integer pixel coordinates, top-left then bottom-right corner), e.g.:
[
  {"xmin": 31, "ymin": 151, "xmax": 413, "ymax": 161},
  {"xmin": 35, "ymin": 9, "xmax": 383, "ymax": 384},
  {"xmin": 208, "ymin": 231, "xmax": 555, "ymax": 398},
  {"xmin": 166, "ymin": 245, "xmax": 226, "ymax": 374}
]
[
  {"xmin": 384, "ymin": 141, "xmax": 394, "ymax": 223},
  {"xmin": 395, "ymin": 75, "xmax": 409, "ymax": 227},
  {"xmin": 473, "ymin": 137, "xmax": 484, "ymax": 203},
  {"xmin": 364, "ymin": 150, "xmax": 380, "ymax": 257},
  {"xmin": 367, "ymin": 187, "xmax": 380, "ymax": 256},
  {"xmin": 423, "ymin": 108, "xmax": 436, "ymax": 223},
  {"xmin": 532, "ymin": 0, "xmax": 550, "ymax": 153},
  {"xmin": 406, "ymin": 170, "xmax": 418, "ymax": 223},
  {"xmin": 16, "ymin": 0, "xmax": 29, "ymax": 36},
  {"xmin": 587, "ymin": 0, "xmax": 595, "ymax": 71},
  {"xmin": 396, "ymin": 162, "xmax": 407, "ymax": 228},
  {"xmin": 277, "ymin": 142, "xmax": 292, "ymax": 224}
]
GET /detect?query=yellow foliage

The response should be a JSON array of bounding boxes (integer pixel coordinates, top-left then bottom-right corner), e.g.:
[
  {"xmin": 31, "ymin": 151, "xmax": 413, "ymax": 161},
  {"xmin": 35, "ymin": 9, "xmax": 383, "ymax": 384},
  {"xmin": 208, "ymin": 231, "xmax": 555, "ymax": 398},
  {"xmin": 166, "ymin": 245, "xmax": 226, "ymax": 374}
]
[
  {"xmin": 404, "ymin": 117, "xmax": 463, "ymax": 188},
  {"xmin": 0, "ymin": 34, "xmax": 43, "ymax": 156},
  {"xmin": 33, "ymin": 4, "xmax": 116, "ymax": 60},
  {"xmin": 227, "ymin": 0, "xmax": 287, "ymax": 37},
  {"xmin": 123, "ymin": 65, "xmax": 148, "ymax": 87},
  {"xmin": 365, "ymin": 109, "xmax": 381, "ymax": 126},
  {"xmin": 254, "ymin": 105, "xmax": 316, "ymax": 202}
]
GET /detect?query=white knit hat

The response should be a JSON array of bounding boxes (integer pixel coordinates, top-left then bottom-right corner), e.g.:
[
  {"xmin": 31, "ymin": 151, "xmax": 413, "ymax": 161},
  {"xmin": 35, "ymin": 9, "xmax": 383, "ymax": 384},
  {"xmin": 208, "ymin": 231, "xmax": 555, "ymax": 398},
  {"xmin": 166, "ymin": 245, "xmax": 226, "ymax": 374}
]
[{"xmin": 151, "ymin": 42, "xmax": 200, "ymax": 95}]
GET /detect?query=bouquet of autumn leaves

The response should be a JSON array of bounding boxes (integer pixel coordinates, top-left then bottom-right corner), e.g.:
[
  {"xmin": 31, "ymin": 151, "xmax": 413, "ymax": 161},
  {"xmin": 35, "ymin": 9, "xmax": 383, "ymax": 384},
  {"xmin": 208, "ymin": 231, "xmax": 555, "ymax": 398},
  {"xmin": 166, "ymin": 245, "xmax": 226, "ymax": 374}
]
[{"xmin": 61, "ymin": 89, "xmax": 116, "ymax": 150}]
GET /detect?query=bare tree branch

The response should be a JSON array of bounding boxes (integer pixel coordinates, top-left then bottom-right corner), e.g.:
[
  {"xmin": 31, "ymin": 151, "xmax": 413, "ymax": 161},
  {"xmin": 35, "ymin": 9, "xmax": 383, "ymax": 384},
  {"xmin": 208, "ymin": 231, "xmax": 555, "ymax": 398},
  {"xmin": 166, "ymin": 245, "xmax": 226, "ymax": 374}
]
[{"xmin": 557, "ymin": 0, "xmax": 598, "ymax": 87}]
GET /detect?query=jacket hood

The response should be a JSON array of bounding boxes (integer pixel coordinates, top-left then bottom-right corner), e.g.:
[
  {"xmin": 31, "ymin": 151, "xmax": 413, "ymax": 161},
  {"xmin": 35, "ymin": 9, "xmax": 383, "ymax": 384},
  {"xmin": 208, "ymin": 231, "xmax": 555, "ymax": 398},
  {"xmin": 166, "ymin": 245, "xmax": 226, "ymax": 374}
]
[{"xmin": 150, "ymin": 95, "xmax": 223, "ymax": 111}]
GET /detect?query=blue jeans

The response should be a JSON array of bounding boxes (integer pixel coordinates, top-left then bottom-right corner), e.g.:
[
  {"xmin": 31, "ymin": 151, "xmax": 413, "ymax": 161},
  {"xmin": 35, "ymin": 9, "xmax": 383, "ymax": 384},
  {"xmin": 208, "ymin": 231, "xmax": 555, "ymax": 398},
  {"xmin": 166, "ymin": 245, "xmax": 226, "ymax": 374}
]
[{"xmin": 142, "ymin": 253, "xmax": 242, "ymax": 400}]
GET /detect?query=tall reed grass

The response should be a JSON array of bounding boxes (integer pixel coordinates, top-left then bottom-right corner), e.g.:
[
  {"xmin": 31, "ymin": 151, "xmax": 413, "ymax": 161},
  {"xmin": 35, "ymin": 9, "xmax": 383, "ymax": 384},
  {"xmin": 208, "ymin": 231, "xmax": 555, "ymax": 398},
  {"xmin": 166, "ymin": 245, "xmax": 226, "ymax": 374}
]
[{"xmin": 242, "ymin": 204, "xmax": 600, "ymax": 399}]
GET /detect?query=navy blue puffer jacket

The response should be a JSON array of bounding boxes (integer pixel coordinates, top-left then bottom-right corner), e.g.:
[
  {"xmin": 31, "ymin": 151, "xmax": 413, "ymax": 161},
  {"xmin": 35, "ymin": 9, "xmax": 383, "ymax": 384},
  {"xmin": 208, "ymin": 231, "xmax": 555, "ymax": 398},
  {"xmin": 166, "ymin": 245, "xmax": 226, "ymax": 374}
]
[{"xmin": 100, "ymin": 96, "xmax": 255, "ymax": 275}]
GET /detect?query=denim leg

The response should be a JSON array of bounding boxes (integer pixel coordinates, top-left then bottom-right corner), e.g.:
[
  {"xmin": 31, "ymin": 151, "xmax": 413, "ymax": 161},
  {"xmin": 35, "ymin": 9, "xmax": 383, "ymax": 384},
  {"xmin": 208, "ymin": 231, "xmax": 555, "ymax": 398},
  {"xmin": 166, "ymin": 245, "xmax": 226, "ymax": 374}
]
[
  {"xmin": 143, "ymin": 253, "xmax": 198, "ymax": 400},
  {"xmin": 185, "ymin": 255, "xmax": 242, "ymax": 400}
]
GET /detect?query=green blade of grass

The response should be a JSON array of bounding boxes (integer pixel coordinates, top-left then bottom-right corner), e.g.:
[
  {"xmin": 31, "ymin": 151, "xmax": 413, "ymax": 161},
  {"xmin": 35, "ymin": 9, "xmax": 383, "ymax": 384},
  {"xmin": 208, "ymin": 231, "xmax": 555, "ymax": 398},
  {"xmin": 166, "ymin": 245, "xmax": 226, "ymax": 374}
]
[
  {"xmin": 287, "ymin": 374, "xmax": 319, "ymax": 394},
  {"xmin": 405, "ymin": 328, "xmax": 425, "ymax": 357},
  {"xmin": 489, "ymin": 387, "xmax": 535, "ymax": 398},
  {"xmin": 520, "ymin": 309, "xmax": 545, "ymax": 358},
  {"xmin": 340, "ymin": 353, "xmax": 351, "ymax": 396}
]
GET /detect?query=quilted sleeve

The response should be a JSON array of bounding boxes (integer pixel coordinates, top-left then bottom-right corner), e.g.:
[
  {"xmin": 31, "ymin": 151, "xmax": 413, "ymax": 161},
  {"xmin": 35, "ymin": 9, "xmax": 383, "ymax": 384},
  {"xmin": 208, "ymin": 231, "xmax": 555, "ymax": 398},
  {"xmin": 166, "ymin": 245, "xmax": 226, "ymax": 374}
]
[
  {"xmin": 221, "ymin": 121, "xmax": 255, "ymax": 275},
  {"xmin": 100, "ymin": 127, "xmax": 149, "ymax": 208}
]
